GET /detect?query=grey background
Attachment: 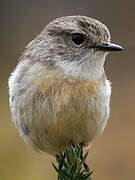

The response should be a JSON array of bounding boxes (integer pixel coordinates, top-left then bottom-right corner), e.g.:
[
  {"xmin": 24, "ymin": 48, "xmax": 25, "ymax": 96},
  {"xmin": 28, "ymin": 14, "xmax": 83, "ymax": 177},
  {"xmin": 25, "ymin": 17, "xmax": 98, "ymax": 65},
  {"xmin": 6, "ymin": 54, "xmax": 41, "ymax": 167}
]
[{"xmin": 0, "ymin": 0, "xmax": 135, "ymax": 180}]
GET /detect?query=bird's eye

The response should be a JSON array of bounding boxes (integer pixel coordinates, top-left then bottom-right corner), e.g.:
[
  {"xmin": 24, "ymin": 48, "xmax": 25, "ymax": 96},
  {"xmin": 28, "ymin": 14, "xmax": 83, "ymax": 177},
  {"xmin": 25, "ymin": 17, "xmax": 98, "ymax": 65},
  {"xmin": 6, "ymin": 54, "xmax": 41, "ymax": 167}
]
[{"xmin": 71, "ymin": 33, "xmax": 85, "ymax": 45}]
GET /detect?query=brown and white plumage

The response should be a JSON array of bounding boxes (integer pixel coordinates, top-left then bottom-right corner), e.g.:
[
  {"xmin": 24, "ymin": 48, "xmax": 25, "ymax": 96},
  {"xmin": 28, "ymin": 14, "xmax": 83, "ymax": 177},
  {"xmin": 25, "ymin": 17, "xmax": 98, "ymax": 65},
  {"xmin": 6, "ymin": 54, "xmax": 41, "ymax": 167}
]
[{"xmin": 8, "ymin": 16, "xmax": 123, "ymax": 155}]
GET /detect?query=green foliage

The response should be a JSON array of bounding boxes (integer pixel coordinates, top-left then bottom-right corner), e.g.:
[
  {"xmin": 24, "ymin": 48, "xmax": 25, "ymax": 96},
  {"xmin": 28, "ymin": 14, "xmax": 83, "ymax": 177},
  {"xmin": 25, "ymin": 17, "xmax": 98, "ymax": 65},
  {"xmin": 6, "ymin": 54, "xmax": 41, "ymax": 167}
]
[{"xmin": 52, "ymin": 144, "xmax": 93, "ymax": 180}]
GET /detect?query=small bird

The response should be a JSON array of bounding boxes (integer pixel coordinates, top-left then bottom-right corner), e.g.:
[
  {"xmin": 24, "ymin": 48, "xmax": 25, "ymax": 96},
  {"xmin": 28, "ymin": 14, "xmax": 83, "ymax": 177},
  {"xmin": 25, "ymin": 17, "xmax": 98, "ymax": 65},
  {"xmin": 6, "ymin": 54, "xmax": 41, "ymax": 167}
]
[{"xmin": 8, "ymin": 16, "xmax": 123, "ymax": 157}]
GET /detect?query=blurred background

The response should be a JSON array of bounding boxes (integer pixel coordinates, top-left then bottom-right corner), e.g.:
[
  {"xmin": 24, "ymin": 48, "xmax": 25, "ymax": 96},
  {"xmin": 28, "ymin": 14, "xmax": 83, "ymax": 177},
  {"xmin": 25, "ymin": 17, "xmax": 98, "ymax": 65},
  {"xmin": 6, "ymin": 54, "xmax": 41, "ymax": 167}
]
[{"xmin": 1, "ymin": 0, "xmax": 135, "ymax": 179}]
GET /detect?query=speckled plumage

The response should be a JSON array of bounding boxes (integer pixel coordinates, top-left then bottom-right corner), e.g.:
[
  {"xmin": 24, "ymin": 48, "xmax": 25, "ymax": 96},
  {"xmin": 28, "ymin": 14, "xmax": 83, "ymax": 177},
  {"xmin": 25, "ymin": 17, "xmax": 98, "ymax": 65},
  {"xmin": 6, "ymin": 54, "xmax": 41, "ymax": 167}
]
[{"xmin": 8, "ymin": 16, "xmax": 113, "ymax": 155}]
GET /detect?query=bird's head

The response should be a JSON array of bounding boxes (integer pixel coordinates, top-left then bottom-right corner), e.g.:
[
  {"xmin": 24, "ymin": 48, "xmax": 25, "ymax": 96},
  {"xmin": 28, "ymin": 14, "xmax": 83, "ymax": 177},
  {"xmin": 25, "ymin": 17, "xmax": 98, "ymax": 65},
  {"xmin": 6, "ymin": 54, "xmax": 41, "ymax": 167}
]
[{"xmin": 25, "ymin": 16, "xmax": 123, "ymax": 80}]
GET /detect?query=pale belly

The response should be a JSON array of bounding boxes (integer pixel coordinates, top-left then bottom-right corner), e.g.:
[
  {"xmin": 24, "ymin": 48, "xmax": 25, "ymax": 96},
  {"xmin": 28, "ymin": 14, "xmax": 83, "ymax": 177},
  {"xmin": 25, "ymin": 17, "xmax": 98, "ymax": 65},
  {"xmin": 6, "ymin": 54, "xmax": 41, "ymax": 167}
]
[
  {"xmin": 9, "ymin": 61, "xmax": 111, "ymax": 155},
  {"xmin": 10, "ymin": 81, "xmax": 111, "ymax": 155},
  {"xmin": 34, "ymin": 94, "xmax": 110, "ymax": 155}
]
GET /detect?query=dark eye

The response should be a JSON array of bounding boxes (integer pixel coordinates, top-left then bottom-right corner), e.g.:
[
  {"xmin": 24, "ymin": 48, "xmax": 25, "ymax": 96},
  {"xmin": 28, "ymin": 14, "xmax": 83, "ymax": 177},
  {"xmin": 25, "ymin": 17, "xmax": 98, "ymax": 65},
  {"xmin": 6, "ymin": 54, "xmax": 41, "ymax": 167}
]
[{"xmin": 72, "ymin": 33, "xmax": 85, "ymax": 45}]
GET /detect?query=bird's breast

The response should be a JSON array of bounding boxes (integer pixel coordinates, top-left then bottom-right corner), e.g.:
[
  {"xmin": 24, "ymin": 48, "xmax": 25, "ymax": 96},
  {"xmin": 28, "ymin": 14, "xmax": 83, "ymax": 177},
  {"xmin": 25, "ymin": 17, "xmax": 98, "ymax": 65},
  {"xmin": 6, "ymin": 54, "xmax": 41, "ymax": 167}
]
[
  {"xmin": 27, "ymin": 63, "xmax": 111, "ymax": 152},
  {"xmin": 9, "ymin": 61, "xmax": 111, "ymax": 154}
]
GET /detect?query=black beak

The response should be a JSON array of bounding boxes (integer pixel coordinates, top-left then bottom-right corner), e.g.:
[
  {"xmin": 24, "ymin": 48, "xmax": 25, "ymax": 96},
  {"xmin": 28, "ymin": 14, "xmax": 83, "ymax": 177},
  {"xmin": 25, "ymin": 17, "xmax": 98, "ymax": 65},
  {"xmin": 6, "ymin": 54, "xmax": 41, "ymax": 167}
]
[{"xmin": 93, "ymin": 43, "xmax": 124, "ymax": 51}]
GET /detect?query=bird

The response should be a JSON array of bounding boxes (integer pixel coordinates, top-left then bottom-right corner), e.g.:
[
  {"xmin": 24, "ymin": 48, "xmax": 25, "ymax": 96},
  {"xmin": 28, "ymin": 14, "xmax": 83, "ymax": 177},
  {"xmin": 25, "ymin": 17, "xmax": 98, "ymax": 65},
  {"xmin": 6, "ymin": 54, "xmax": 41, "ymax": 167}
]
[{"xmin": 8, "ymin": 16, "xmax": 123, "ymax": 158}]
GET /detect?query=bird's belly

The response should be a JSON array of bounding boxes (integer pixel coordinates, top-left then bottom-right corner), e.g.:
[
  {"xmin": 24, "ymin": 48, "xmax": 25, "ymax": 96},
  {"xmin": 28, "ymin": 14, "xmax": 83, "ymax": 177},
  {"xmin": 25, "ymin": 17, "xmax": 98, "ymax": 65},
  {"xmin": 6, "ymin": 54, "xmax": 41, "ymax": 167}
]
[
  {"xmin": 26, "ymin": 91, "xmax": 110, "ymax": 154},
  {"xmin": 9, "ymin": 62, "xmax": 111, "ymax": 154},
  {"xmin": 56, "ymin": 96, "xmax": 109, "ymax": 147}
]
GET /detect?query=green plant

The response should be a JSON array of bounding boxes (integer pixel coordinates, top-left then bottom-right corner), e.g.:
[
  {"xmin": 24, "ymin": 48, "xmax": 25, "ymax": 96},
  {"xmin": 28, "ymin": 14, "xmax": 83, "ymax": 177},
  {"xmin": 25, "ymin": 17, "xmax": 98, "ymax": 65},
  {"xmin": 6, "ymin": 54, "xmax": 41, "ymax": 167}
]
[{"xmin": 53, "ymin": 143, "xmax": 93, "ymax": 180}]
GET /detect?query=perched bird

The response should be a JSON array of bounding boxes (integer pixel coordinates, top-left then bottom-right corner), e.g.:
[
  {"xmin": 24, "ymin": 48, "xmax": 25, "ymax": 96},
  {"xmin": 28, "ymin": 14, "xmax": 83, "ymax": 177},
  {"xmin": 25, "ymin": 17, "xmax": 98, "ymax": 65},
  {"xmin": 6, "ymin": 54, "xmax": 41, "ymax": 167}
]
[{"xmin": 8, "ymin": 16, "xmax": 123, "ymax": 156}]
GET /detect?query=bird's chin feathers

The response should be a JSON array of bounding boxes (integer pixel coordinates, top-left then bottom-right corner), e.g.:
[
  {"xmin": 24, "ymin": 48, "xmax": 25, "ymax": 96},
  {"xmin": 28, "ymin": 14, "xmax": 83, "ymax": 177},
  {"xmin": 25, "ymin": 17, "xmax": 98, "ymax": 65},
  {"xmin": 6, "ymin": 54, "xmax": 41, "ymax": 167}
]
[{"xmin": 55, "ymin": 52, "xmax": 108, "ymax": 80}]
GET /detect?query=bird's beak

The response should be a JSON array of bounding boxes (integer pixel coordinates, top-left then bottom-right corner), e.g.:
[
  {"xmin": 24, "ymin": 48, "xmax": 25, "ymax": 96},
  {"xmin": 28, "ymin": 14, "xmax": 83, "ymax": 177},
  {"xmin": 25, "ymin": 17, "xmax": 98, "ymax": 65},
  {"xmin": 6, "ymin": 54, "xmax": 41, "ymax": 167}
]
[{"xmin": 92, "ymin": 43, "xmax": 124, "ymax": 51}]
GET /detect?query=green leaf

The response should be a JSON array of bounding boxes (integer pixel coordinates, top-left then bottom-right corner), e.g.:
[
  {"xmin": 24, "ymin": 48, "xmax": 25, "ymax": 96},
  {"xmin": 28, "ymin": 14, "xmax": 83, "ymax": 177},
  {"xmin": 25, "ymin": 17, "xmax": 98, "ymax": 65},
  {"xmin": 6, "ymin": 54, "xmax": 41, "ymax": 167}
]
[
  {"xmin": 52, "ymin": 144, "xmax": 92, "ymax": 180},
  {"xmin": 52, "ymin": 163, "xmax": 67, "ymax": 179}
]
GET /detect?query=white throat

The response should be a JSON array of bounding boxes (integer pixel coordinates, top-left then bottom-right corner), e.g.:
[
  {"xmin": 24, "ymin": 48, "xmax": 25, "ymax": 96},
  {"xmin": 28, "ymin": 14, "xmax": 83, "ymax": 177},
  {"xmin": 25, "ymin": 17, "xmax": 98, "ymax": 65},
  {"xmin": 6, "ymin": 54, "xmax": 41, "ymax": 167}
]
[{"xmin": 56, "ymin": 52, "xmax": 107, "ymax": 80}]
